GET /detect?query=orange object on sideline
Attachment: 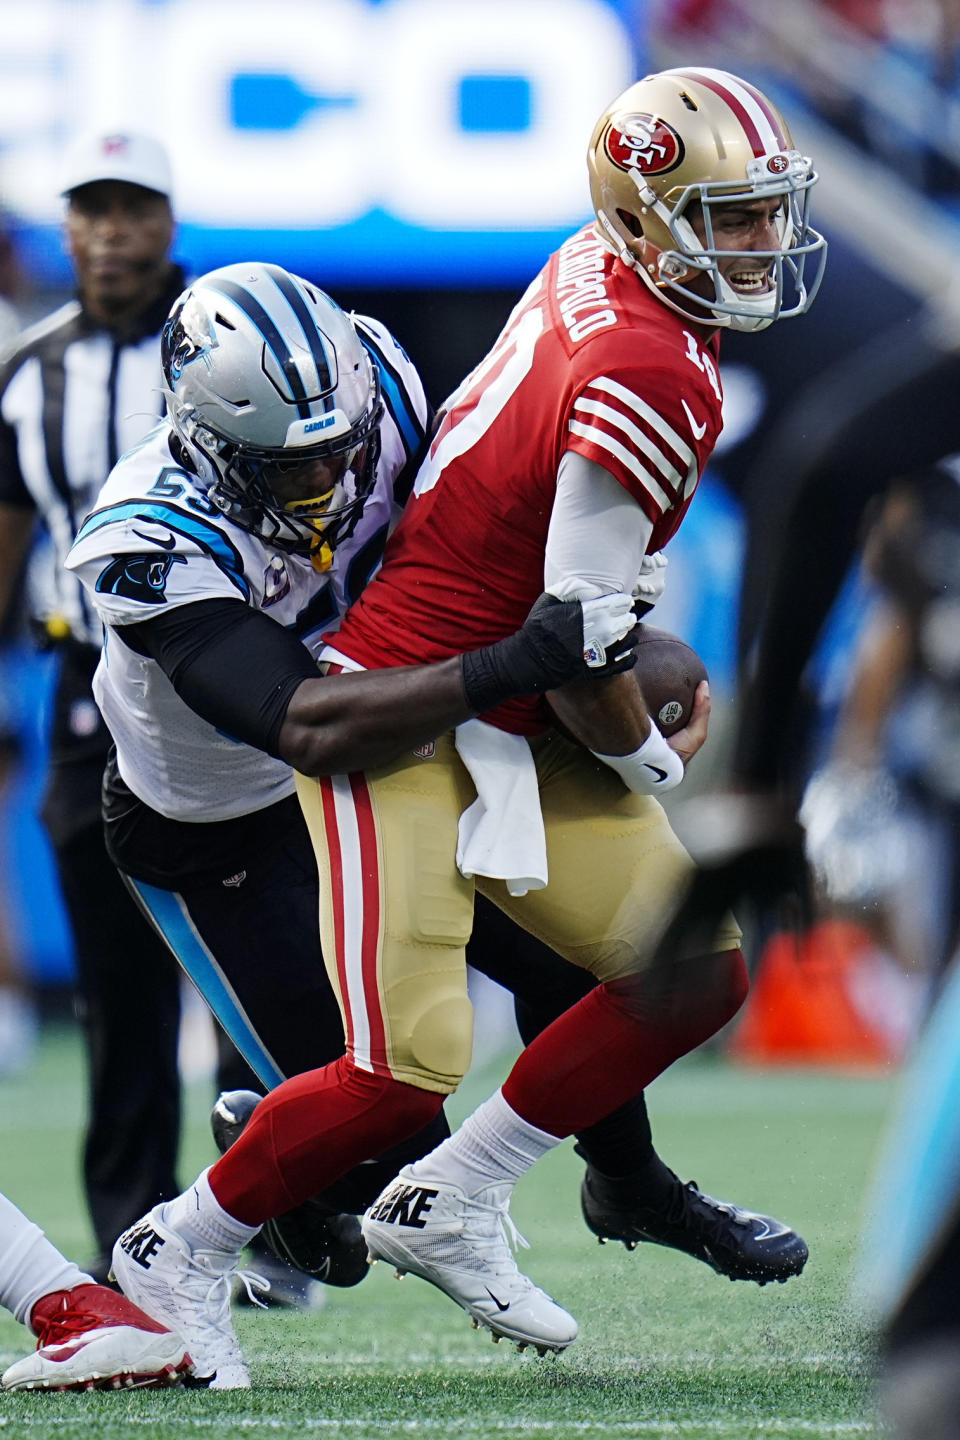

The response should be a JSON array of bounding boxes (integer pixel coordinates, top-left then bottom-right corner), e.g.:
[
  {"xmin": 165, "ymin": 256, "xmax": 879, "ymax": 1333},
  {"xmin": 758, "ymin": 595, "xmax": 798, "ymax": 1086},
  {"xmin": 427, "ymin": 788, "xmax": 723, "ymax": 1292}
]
[{"xmin": 729, "ymin": 919, "xmax": 903, "ymax": 1071}]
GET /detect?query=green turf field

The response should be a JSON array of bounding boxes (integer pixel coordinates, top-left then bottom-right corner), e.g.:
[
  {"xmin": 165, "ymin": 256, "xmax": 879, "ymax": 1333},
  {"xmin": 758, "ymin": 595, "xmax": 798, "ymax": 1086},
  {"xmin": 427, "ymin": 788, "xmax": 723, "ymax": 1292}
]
[{"xmin": 0, "ymin": 1022, "xmax": 893, "ymax": 1438}]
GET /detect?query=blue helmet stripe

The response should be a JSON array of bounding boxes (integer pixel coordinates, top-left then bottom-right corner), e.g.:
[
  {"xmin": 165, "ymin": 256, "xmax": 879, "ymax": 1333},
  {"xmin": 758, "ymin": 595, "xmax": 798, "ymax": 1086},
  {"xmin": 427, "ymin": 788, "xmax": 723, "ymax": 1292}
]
[
  {"xmin": 264, "ymin": 266, "xmax": 334, "ymax": 409},
  {"xmin": 205, "ymin": 277, "xmax": 311, "ymax": 419},
  {"xmin": 357, "ymin": 333, "xmax": 422, "ymax": 457},
  {"xmin": 75, "ymin": 501, "xmax": 250, "ymax": 599}
]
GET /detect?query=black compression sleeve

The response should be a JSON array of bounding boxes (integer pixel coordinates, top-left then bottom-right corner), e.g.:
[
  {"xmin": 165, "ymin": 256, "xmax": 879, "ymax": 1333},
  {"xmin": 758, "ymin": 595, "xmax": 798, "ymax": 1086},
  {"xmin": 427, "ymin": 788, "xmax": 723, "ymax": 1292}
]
[{"xmin": 122, "ymin": 598, "xmax": 320, "ymax": 758}]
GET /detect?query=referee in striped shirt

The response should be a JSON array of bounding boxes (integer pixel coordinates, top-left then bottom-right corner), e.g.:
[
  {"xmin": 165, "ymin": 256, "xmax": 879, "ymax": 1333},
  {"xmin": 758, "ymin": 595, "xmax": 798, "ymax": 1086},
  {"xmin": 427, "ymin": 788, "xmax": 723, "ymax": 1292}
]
[{"xmin": 0, "ymin": 131, "xmax": 196, "ymax": 1282}]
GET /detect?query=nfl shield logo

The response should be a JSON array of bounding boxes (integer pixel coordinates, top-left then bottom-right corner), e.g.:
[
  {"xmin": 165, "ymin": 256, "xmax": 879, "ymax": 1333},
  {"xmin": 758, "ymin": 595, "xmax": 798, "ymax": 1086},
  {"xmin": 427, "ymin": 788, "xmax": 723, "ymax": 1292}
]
[{"xmin": 413, "ymin": 741, "xmax": 436, "ymax": 760}]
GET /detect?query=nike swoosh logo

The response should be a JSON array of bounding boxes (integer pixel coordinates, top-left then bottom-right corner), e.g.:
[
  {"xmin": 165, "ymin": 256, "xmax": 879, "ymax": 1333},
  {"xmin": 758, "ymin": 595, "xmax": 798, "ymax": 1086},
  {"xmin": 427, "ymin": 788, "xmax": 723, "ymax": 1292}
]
[
  {"xmin": 132, "ymin": 527, "xmax": 177, "ymax": 550},
  {"xmin": 485, "ymin": 1287, "xmax": 510, "ymax": 1312},
  {"xmin": 642, "ymin": 763, "xmax": 669, "ymax": 782},
  {"xmin": 681, "ymin": 399, "xmax": 707, "ymax": 440}
]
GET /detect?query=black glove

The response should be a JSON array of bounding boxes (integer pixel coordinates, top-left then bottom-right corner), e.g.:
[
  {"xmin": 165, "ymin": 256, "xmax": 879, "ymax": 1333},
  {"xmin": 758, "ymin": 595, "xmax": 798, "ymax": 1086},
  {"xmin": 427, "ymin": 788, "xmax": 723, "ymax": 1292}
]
[{"xmin": 461, "ymin": 592, "xmax": 638, "ymax": 715}]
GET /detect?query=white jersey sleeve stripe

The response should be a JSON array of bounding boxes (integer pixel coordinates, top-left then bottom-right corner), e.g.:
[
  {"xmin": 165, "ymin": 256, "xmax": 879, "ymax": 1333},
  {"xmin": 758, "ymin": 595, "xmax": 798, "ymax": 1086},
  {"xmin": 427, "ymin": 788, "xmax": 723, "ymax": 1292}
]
[
  {"xmin": 572, "ymin": 396, "xmax": 685, "ymax": 491},
  {"xmin": 585, "ymin": 377, "xmax": 696, "ymax": 466},
  {"xmin": 568, "ymin": 419, "xmax": 673, "ymax": 515}
]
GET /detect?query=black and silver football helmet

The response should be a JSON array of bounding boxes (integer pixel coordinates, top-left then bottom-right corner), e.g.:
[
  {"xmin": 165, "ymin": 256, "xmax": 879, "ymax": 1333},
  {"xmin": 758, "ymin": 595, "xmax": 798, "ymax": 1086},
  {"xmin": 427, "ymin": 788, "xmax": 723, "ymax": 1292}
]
[{"xmin": 162, "ymin": 262, "xmax": 383, "ymax": 561}]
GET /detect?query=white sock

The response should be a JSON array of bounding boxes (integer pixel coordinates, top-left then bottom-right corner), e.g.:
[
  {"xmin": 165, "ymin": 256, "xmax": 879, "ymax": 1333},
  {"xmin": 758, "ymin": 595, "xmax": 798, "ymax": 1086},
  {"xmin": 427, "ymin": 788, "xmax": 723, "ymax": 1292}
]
[
  {"xmin": 160, "ymin": 1168, "xmax": 261, "ymax": 1255},
  {"xmin": 0, "ymin": 1192, "xmax": 90, "ymax": 1328},
  {"xmin": 408, "ymin": 1089, "xmax": 560, "ymax": 1197}
]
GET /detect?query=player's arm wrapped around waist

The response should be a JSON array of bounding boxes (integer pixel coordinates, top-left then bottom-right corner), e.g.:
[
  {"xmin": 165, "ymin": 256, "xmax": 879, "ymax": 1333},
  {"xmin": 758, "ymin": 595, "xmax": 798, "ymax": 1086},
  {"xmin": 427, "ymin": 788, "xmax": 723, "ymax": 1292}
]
[{"xmin": 286, "ymin": 592, "xmax": 638, "ymax": 775}]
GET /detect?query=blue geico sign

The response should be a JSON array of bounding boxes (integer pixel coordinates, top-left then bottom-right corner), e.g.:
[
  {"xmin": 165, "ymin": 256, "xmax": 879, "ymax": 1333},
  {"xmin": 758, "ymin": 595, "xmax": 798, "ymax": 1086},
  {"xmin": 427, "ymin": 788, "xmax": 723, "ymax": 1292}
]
[{"xmin": 0, "ymin": 0, "xmax": 643, "ymax": 285}]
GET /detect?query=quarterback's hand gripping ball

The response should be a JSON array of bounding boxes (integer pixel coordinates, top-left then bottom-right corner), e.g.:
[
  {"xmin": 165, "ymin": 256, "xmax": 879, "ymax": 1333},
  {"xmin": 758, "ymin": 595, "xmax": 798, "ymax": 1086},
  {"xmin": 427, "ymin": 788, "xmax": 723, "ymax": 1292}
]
[{"xmin": 633, "ymin": 624, "xmax": 708, "ymax": 737}]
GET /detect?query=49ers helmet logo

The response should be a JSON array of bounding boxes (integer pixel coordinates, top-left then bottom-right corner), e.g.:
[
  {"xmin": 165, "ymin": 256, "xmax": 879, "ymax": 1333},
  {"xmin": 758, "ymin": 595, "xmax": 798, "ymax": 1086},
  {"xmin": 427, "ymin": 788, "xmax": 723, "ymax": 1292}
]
[{"xmin": 604, "ymin": 114, "xmax": 684, "ymax": 176}]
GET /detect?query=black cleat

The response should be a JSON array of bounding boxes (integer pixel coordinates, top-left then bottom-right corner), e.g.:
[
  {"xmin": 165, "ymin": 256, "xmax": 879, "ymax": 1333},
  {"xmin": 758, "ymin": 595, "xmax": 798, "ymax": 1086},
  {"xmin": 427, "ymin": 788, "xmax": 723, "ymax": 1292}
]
[
  {"xmin": 210, "ymin": 1089, "xmax": 370, "ymax": 1290},
  {"xmin": 580, "ymin": 1165, "xmax": 808, "ymax": 1285},
  {"xmin": 263, "ymin": 1200, "xmax": 370, "ymax": 1289}
]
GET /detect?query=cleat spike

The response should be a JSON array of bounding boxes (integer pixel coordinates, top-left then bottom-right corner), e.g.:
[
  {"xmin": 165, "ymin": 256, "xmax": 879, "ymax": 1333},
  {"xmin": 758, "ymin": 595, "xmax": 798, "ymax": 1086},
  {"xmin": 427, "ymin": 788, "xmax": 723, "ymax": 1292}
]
[
  {"xmin": 624, "ymin": 1240, "xmax": 637, "ymax": 1251},
  {"xmin": 393, "ymin": 1269, "xmax": 405, "ymax": 1280},
  {"xmin": 536, "ymin": 1344, "xmax": 548, "ymax": 1358},
  {"xmin": 597, "ymin": 1236, "xmax": 607, "ymax": 1246},
  {"xmin": 471, "ymin": 1318, "xmax": 480, "ymax": 1329},
  {"xmin": 517, "ymin": 1342, "xmax": 528, "ymax": 1353},
  {"xmin": 491, "ymin": 1332, "xmax": 501, "ymax": 1344}
]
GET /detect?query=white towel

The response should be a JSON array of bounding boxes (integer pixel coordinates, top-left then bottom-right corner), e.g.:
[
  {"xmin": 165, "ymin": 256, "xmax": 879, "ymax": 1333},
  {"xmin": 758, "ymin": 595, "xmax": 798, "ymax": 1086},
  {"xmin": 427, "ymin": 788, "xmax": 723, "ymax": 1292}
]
[{"xmin": 454, "ymin": 719, "xmax": 547, "ymax": 897}]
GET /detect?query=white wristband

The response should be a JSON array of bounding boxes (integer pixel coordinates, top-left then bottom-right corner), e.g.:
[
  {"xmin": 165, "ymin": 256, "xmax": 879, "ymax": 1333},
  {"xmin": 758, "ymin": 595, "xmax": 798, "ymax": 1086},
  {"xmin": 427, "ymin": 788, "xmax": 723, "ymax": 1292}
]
[{"xmin": 591, "ymin": 723, "xmax": 684, "ymax": 794}]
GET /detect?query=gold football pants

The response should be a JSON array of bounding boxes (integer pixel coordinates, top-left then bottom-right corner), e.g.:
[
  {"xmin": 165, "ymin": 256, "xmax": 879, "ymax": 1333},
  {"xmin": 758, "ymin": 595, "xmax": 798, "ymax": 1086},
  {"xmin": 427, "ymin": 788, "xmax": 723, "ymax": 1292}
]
[{"xmin": 295, "ymin": 730, "xmax": 740, "ymax": 1096}]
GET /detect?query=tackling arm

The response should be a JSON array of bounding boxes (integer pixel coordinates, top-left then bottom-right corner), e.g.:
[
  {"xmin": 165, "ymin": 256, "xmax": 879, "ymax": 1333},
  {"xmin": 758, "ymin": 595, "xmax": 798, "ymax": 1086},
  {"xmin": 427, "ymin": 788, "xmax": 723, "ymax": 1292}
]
[{"xmin": 121, "ymin": 590, "xmax": 637, "ymax": 778}]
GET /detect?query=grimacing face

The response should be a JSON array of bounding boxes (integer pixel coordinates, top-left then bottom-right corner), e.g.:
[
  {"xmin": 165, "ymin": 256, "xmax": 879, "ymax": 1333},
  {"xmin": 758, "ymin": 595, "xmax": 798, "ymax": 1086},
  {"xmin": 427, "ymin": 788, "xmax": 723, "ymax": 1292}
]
[
  {"xmin": 684, "ymin": 196, "xmax": 785, "ymax": 302},
  {"xmin": 65, "ymin": 179, "xmax": 174, "ymax": 325}
]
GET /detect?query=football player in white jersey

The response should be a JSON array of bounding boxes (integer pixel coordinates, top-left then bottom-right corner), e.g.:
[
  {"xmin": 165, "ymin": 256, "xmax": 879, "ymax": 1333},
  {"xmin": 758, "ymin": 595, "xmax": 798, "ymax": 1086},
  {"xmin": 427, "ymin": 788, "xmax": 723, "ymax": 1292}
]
[
  {"xmin": 69, "ymin": 261, "xmax": 793, "ymax": 1331},
  {"xmin": 65, "ymin": 261, "xmax": 656, "ymax": 1385}
]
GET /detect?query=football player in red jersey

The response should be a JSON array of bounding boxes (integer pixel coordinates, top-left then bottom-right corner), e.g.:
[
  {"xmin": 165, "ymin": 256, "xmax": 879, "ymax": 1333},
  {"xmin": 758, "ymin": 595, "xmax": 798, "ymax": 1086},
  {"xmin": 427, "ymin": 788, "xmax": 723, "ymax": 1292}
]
[{"xmin": 110, "ymin": 68, "xmax": 827, "ymax": 1372}]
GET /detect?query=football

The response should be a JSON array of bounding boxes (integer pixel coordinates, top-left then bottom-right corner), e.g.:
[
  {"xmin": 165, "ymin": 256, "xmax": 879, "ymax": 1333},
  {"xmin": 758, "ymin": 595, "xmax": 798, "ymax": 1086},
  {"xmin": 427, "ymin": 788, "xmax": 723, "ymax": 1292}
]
[{"xmin": 633, "ymin": 624, "xmax": 708, "ymax": 736}]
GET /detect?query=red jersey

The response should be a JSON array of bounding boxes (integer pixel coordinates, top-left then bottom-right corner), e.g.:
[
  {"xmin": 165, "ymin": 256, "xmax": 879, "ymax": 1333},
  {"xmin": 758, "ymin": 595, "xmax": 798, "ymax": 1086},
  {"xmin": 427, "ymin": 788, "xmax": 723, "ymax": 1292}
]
[{"xmin": 332, "ymin": 224, "xmax": 724, "ymax": 734}]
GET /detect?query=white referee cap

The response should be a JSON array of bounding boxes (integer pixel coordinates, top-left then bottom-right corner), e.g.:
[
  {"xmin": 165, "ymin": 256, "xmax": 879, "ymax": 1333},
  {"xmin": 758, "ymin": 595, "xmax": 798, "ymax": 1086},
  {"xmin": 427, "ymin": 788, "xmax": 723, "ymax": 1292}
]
[{"xmin": 60, "ymin": 130, "xmax": 174, "ymax": 200}]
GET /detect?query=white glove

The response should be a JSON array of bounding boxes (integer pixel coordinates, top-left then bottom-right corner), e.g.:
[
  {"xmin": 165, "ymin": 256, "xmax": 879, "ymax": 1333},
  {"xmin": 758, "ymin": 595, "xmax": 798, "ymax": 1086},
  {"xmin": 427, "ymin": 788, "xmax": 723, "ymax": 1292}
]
[
  {"xmin": 633, "ymin": 551, "xmax": 668, "ymax": 615},
  {"xmin": 579, "ymin": 592, "xmax": 636, "ymax": 669}
]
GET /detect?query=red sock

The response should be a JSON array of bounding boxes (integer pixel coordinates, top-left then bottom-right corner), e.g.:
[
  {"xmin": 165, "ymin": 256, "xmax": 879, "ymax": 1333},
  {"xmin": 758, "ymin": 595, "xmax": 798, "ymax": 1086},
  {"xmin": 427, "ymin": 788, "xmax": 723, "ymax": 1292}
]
[
  {"xmin": 209, "ymin": 1055, "xmax": 443, "ymax": 1224},
  {"xmin": 502, "ymin": 950, "xmax": 748, "ymax": 1136}
]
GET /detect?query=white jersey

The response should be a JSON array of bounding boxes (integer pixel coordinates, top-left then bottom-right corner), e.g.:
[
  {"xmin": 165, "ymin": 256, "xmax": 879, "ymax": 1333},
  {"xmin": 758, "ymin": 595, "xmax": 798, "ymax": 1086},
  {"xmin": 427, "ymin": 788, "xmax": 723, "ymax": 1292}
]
[{"xmin": 66, "ymin": 315, "xmax": 429, "ymax": 822}]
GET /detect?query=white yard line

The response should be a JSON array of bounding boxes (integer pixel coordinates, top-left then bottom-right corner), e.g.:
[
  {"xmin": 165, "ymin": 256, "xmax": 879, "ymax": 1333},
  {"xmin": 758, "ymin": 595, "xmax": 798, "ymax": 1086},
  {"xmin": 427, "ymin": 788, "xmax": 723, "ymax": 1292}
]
[{"xmin": 0, "ymin": 1418, "xmax": 880, "ymax": 1435}]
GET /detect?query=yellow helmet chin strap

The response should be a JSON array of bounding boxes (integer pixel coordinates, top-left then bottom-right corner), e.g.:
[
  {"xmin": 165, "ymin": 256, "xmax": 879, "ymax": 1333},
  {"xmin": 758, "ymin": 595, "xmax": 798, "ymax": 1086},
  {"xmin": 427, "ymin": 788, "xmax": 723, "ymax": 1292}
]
[
  {"xmin": 309, "ymin": 536, "xmax": 334, "ymax": 572},
  {"xmin": 283, "ymin": 488, "xmax": 336, "ymax": 572}
]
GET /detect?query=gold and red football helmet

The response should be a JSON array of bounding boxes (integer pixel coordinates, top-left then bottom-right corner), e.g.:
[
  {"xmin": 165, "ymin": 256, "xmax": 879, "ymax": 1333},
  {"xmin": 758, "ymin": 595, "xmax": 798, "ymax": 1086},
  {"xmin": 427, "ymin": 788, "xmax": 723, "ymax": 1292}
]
[{"xmin": 587, "ymin": 67, "xmax": 827, "ymax": 332}]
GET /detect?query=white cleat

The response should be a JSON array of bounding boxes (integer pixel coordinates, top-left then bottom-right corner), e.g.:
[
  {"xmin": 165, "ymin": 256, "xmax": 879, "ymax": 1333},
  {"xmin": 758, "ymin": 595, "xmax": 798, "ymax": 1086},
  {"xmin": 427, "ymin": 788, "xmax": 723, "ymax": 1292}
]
[
  {"xmin": 111, "ymin": 1206, "xmax": 266, "ymax": 1389},
  {"xmin": 0, "ymin": 1282, "xmax": 191, "ymax": 1392},
  {"xmin": 362, "ymin": 1168, "xmax": 578, "ymax": 1353}
]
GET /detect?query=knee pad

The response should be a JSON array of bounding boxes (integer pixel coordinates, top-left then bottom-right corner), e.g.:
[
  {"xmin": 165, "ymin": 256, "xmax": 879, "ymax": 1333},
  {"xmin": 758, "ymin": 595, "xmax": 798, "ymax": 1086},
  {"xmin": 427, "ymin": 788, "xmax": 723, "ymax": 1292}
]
[{"xmin": 405, "ymin": 992, "xmax": 475, "ymax": 1090}]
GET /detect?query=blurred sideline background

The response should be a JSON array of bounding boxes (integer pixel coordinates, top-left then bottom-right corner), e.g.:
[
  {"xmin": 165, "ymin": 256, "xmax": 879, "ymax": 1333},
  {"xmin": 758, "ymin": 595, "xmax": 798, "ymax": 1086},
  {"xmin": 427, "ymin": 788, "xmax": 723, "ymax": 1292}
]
[{"xmin": 1, "ymin": 0, "xmax": 957, "ymax": 1082}]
